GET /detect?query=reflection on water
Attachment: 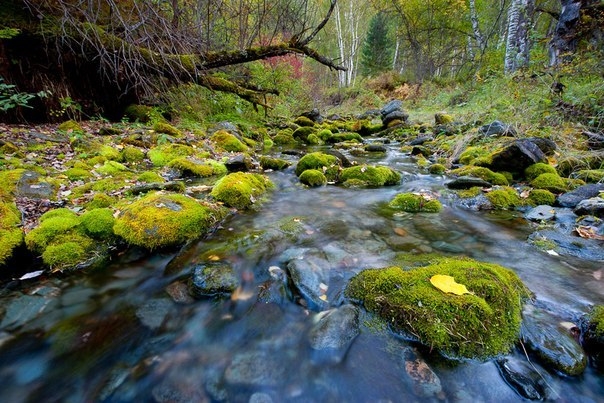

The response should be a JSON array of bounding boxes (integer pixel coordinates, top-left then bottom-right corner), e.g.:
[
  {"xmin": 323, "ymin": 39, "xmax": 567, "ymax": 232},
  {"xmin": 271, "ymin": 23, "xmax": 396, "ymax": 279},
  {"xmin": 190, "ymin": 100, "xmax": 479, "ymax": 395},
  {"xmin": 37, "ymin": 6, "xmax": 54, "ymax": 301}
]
[{"xmin": 0, "ymin": 145, "xmax": 602, "ymax": 402}]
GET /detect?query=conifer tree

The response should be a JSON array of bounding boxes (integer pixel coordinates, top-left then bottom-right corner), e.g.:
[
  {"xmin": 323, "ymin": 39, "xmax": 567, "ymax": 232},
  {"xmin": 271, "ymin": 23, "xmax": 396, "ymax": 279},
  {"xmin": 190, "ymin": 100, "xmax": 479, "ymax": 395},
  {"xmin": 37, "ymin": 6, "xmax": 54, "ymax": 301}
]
[{"xmin": 360, "ymin": 12, "xmax": 394, "ymax": 77}]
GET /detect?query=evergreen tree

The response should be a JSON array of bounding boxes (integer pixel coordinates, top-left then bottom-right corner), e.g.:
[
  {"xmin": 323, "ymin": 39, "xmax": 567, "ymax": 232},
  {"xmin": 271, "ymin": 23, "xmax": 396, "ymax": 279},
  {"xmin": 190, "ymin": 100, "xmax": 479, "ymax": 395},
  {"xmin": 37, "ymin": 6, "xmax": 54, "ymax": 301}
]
[{"xmin": 360, "ymin": 12, "xmax": 394, "ymax": 77}]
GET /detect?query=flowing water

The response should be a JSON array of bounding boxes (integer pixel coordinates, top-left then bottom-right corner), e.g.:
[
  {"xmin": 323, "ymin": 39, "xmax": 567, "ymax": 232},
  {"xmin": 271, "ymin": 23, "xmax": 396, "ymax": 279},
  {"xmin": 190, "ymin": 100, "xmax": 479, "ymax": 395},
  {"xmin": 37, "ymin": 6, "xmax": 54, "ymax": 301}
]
[{"xmin": 0, "ymin": 143, "xmax": 603, "ymax": 402}]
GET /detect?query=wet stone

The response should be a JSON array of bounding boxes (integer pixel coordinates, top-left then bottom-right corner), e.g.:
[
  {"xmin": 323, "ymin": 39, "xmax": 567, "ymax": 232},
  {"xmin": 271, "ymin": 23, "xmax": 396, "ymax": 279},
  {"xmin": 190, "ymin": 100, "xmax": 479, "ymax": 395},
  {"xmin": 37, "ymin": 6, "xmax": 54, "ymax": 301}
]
[
  {"xmin": 574, "ymin": 197, "xmax": 604, "ymax": 218},
  {"xmin": 402, "ymin": 347, "xmax": 443, "ymax": 399},
  {"xmin": 308, "ymin": 304, "xmax": 360, "ymax": 364},
  {"xmin": 446, "ymin": 176, "xmax": 492, "ymax": 189},
  {"xmin": 166, "ymin": 281, "xmax": 195, "ymax": 304},
  {"xmin": 0, "ymin": 286, "xmax": 60, "ymax": 330},
  {"xmin": 488, "ymin": 139, "xmax": 547, "ymax": 174},
  {"xmin": 496, "ymin": 358, "xmax": 548, "ymax": 400},
  {"xmin": 364, "ymin": 144, "xmax": 387, "ymax": 153},
  {"xmin": 224, "ymin": 351, "xmax": 286, "ymax": 387},
  {"xmin": 528, "ymin": 229, "xmax": 604, "ymax": 261},
  {"xmin": 190, "ymin": 263, "xmax": 240, "ymax": 299},
  {"xmin": 135, "ymin": 298, "xmax": 173, "ymax": 329},
  {"xmin": 525, "ymin": 205, "xmax": 556, "ymax": 222},
  {"xmin": 521, "ymin": 306, "xmax": 587, "ymax": 376},
  {"xmin": 286, "ymin": 251, "xmax": 330, "ymax": 311},
  {"xmin": 380, "ymin": 99, "xmax": 403, "ymax": 117},
  {"xmin": 557, "ymin": 184, "xmax": 604, "ymax": 208}
]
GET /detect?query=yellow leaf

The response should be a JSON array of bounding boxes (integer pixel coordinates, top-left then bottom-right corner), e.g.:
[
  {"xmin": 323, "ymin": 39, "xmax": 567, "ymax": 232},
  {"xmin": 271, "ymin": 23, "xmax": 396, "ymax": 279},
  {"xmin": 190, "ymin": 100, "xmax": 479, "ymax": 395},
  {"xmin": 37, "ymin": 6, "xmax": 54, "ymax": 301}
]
[{"xmin": 430, "ymin": 274, "xmax": 471, "ymax": 295}]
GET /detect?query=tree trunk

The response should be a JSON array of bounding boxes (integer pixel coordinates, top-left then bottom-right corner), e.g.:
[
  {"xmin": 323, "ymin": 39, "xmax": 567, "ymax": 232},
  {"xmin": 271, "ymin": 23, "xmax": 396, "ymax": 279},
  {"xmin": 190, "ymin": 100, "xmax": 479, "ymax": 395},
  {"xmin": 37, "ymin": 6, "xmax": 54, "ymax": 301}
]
[{"xmin": 504, "ymin": 0, "xmax": 535, "ymax": 74}]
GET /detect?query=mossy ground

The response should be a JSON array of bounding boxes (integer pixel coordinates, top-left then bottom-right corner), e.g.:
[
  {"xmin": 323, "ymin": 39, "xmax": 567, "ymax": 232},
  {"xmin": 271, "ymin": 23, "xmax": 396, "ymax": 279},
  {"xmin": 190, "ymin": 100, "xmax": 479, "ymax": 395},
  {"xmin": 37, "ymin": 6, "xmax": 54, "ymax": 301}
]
[
  {"xmin": 589, "ymin": 305, "xmax": 604, "ymax": 337},
  {"xmin": 210, "ymin": 172, "xmax": 274, "ymax": 209},
  {"xmin": 0, "ymin": 200, "xmax": 24, "ymax": 265},
  {"xmin": 346, "ymin": 257, "xmax": 531, "ymax": 359}
]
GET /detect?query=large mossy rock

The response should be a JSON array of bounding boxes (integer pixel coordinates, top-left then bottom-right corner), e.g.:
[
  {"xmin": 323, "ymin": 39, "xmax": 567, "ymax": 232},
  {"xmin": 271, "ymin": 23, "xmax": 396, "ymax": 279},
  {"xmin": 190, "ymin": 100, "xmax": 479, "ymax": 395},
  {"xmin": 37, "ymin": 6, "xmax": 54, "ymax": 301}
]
[
  {"xmin": 210, "ymin": 172, "xmax": 274, "ymax": 209},
  {"xmin": 295, "ymin": 152, "xmax": 341, "ymax": 179},
  {"xmin": 339, "ymin": 165, "xmax": 400, "ymax": 187},
  {"xmin": 346, "ymin": 257, "xmax": 531, "ymax": 359},
  {"xmin": 113, "ymin": 193, "xmax": 227, "ymax": 249}
]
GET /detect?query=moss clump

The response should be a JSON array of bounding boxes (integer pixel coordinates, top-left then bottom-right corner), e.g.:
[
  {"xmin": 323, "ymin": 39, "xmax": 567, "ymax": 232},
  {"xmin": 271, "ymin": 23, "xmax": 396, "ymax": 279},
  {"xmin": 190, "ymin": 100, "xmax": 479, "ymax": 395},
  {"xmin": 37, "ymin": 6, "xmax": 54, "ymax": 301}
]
[
  {"xmin": 525, "ymin": 163, "xmax": 558, "ymax": 181},
  {"xmin": 153, "ymin": 122, "xmax": 182, "ymax": 137},
  {"xmin": 259, "ymin": 156, "xmax": 291, "ymax": 171},
  {"xmin": 210, "ymin": 172, "xmax": 274, "ymax": 209},
  {"xmin": 58, "ymin": 120, "xmax": 83, "ymax": 133},
  {"xmin": 326, "ymin": 132, "xmax": 363, "ymax": 144},
  {"xmin": 435, "ymin": 112, "xmax": 454, "ymax": 125},
  {"xmin": 124, "ymin": 104, "xmax": 156, "ymax": 123},
  {"xmin": 485, "ymin": 187, "xmax": 522, "ymax": 209},
  {"xmin": 317, "ymin": 129, "xmax": 333, "ymax": 141},
  {"xmin": 64, "ymin": 168, "xmax": 92, "ymax": 181},
  {"xmin": 137, "ymin": 171, "xmax": 165, "ymax": 183},
  {"xmin": 346, "ymin": 257, "xmax": 531, "ymax": 359},
  {"xmin": 96, "ymin": 161, "xmax": 129, "ymax": 176},
  {"xmin": 293, "ymin": 116, "xmax": 315, "ymax": 127},
  {"xmin": 114, "ymin": 193, "xmax": 227, "ymax": 249},
  {"xmin": 428, "ymin": 164, "xmax": 446, "ymax": 175},
  {"xmin": 528, "ymin": 189, "xmax": 556, "ymax": 206},
  {"xmin": 389, "ymin": 193, "xmax": 442, "ymax": 213},
  {"xmin": 306, "ymin": 133, "xmax": 323, "ymax": 145},
  {"xmin": 272, "ymin": 129, "xmax": 297, "ymax": 145},
  {"xmin": 574, "ymin": 169, "xmax": 604, "ymax": 183},
  {"xmin": 531, "ymin": 173, "xmax": 568, "ymax": 193},
  {"xmin": 42, "ymin": 242, "xmax": 86, "ymax": 269},
  {"xmin": 99, "ymin": 145, "xmax": 122, "ymax": 161},
  {"xmin": 40, "ymin": 208, "xmax": 78, "ymax": 222},
  {"xmin": 292, "ymin": 126, "xmax": 317, "ymax": 143},
  {"xmin": 456, "ymin": 187, "xmax": 483, "ymax": 198},
  {"xmin": 79, "ymin": 208, "xmax": 115, "ymax": 239},
  {"xmin": 588, "ymin": 305, "xmax": 604, "ymax": 337},
  {"xmin": 85, "ymin": 193, "xmax": 117, "ymax": 209},
  {"xmin": 450, "ymin": 166, "xmax": 508, "ymax": 186},
  {"xmin": 340, "ymin": 165, "xmax": 401, "ymax": 188},
  {"xmin": 148, "ymin": 143, "xmax": 195, "ymax": 166},
  {"xmin": 210, "ymin": 130, "xmax": 248, "ymax": 152},
  {"xmin": 121, "ymin": 146, "xmax": 145, "ymax": 163},
  {"xmin": 295, "ymin": 152, "xmax": 340, "ymax": 179},
  {"xmin": 299, "ymin": 169, "xmax": 327, "ymax": 187},
  {"xmin": 458, "ymin": 146, "xmax": 491, "ymax": 165},
  {"xmin": 168, "ymin": 157, "xmax": 227, "ymax": 177},
  {"xmin": 25, "ymin": 215, "xmax": 80, "ymax": 253},
  {"xmin": 0, "ymin": 200, "xmax": 23, "ymax": 265}
]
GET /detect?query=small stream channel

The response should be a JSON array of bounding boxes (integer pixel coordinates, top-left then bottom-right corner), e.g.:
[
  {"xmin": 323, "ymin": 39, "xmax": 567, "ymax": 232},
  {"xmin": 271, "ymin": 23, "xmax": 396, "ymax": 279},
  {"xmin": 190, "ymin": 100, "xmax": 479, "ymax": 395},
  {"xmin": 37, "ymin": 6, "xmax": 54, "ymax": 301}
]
[{"xmin": 0, "ymin": 142, "xmax": 602, "ymax": 402}]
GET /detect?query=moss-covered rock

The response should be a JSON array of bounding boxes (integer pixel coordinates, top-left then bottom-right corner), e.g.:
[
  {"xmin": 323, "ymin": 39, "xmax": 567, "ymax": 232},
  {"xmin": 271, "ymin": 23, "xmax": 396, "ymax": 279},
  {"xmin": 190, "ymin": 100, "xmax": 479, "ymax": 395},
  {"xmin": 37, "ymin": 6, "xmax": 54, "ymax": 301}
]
[
  {"xmin": 121, "ymin": 146, "xmax": 145, "ymax": 163},
  {"xmin": 26, "ymin": 213, "xmax": 80, "ymax": 253},
  {"xmin": 435, "ymin": 112, "xmax": 454, "ymax": 125},
  {"xmin": 0, "ymin": 200, "xmax": 23, "ymax": 265},
  {"xmin": 259, "ymin": 156, "xmax": 291, "ymax": 171},
  {"xmin": 346, "ymin": 257, "xmax": 531, "ymax": 359},
  {"xmin": 293, "ymin": 116, "xmax": 316, "ymax": 127},
  {"xmin": 148, "ymin": 143, "xmax": 195, "ymax": 166},
  {"xmin": 58, "ymin": 120, "xmax": 83, "ymax": 133},
  {"xmin": 210, "ymin": 172, "xmax": 274, "ymax": 210},
  {"xmin": 210, "ymin": 130, "xmax": 248, "ymax": 152},
  {"xmin": 528, "ymin": 189, "xmax": 556, "ymax": 206},
  {"xmin": 292, "ymin": 126, "xmax": 317, "ymax": 143},
  {"xmin": 168, "ymin": 157, "xmax": 227, "ymax": 177},
  {"xmin": 114, "ymin": 193, "xmax": 227, "ymax": 249},
  {"xmin": 137, "ymin": 171, "xmax": 165, "ymax": 183},
  {"xmin": 326, "ymin": 132, "xmax": 363, "ymax": 144},
  {"xmin": 340, "ymin": 165, "xmax": 400, "ymax": 188},
  {"xmin": 42, "ymin": 242, "xmax": 87, "ymax": 269},
  {"xmin": 574, "ymin": 169, "xmax": 604, "ymax": 183},
  {"xmin": 64, "ymin": 168, "xmax": 92, "ymax": 181},
  {"xmin": 85, "ymin": 193, "xmax": 117, "ymax": 209},
  {"xmin": 531, "ymin": 173, "xmax": 568, "ymax": 193},
  {"xmin": 79, "ymin": 208, "xmax": 116, "ymax": 239},
  {"xmin": 153, "ymin": 122, "xmax": 182, "ymax": 137},
  {"xmin": 272, "ymin": 129, "xmax": 297, "ymax": 145},
  {"xmin": 428, "ymin": 164, "xmax": 446, "ymax": 175},
  {"xmin": 458, "ymin": 146, "xmax": 491, "ymax": 165},
  {"xmin": 295, "ymin": 152, "xmax": 340, "ymax": 180},
  {"xmin": 124, "ymin": 104, "xmax": 156, "ymax": 123},
  {"xmin": 450, "ymin": 166, "xmax": 508, "ymax": 186},
  {"xmin": 389, "ymin": 193, "xmax": 442, "ymax": 213},
  {"xmin": 525, "ymin": 163, "xmax": 557, "ymax": 181},
  {"xmin": 485, "ymin": 187, "xmax": 523, "ymax": 209},
  {"xmin": 96, "ymin": 161, "xmax": 129, "ymax": 176},
  {"xmin": 299, "ymin": 169, "xmax": 327, "ymax": 187}
]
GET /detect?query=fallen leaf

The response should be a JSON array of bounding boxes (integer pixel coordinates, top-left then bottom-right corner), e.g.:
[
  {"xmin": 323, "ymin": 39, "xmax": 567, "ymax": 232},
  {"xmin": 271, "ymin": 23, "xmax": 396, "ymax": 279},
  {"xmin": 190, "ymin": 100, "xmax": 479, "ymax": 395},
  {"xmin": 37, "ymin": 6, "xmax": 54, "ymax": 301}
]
[
  {"xmin": 575, "ymin": 226, "xmax": 604, "ymax": 240},
  {"xmin": 319, "ymin": 295, "xmax": 328, "ymax": 301},
  {"xmin": 394, "ymin": 227, "xmax": 408, "ymax": 237},
  {"xmin": 430, "ymin": 274, "xmax": 471, "ymax": 295}
]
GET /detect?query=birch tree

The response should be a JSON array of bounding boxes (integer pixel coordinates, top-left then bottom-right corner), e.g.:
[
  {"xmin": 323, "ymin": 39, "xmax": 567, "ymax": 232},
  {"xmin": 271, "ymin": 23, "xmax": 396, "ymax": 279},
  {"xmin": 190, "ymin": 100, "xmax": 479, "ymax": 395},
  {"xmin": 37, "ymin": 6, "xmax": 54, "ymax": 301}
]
[
  {"xmin": 504, "ymin": 0, "xmax": 535, "ymax": 73},
  {"xmin": 333, "ymin": 0, "xmax": 368, "ymax": 87}
]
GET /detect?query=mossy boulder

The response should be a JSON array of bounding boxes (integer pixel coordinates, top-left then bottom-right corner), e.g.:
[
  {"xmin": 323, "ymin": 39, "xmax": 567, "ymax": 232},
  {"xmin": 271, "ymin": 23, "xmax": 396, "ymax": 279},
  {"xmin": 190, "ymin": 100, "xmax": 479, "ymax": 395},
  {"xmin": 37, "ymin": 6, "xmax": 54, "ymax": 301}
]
[
  {"xmin": 326, "ymin": 132, "xmax": 363, "ymax": 144},
  {"xmin": 121, "ymin": 146, "xmax": 145, "ymax": 163},
  {"xmin": 528, "ymin": 189, "xmax": 556, "ymax": 206},
  {"xmin": 148, "ymin": 144, "xmax": 195, "ymax": 166},
  {"xmin": 79, "ymin": 208, "xmax": 116, "ymax": 239},
  {"xmin": 168, "ymin": 157, "xmax": 227, "ymax": 177},
  {"xmin": 113, "ymin": 193, "xmax": 227, "ymax": 249},
  {"xmin": 210, "ymin": 130, "xmax": 248, "ymax": 152},
  {"xmin": 339, "ymin": 165, "xmax": 401, "ymax": 187},
  {"xmin": 272, "ymin": 129, "xmax": 297, "ymax": 145},
  {"xmin": 389, "ymin": 193, "xmax": 442, "ymax": 213},
  {"xmin": 485, "ymin": 187, "xmax": 523, "ymax": 209},
  {"xmin": 259, "ymin": 156, "xmax": 291, "ymax": 171},
  {"xmin": 153, "ymin": 122, "xmax": 182, "ymax": 137},
  {"xmin": 450, "ymin": 166, "xmax": 508, "ymax": 186},
  {"xmin": 458, "ymin": 146, "xmax": 491, "ymax": 165},
  {"xmin": 85, "ymin": 193, "xmax": 117, "ymax": 209},
  {"xmin": 428, "ymin": 164, "xmax": 446, "ymax": 175},
  {"xmin": 531, "ymin": 173, "xmax": 567, "ymax": 193},
  {"xmin": 295, "ymin": 152, "xmax": 340, "ymax": 180},
  {"xmin": 96, "ymin": 161, "xmax": 129, "ymax": 176},
  {"xmin": 137, "ymin": 171, "xmax": 165, "ymax": 183},
  {"xmin": 435, "ymin": 112, "xmax": 454, "ymax": 125},
  {"xmin": 58, "ymin": 120, "xmax": 83, "ymax": 133},
  {"xmin": 292, "ymin": 126, "xmax": 317, "ymax": 143},
  {"xmin": 346, "ymin": 257, "xmax": 531, "ymax": 359},
  {"xmin": 0, "ymin": 200, "xmax": 24, "ymax": 265},
  {"xmin": 525, "ymin": 163, "xmax": 557, "ymax": 181},
  {"xmin": 64, "ymin": 168, "xmax": 92, "ymax": 181},
  {"xmin": 293, "ymin": 116, "xmax": 316, "ymax": 127},
  {"xmin": 210, "ymin": 172, "xmax": 274, "ymax": 210},
  {"xmin": 299, "ymin": 169, "xmax": 327, "ymax": 187}
]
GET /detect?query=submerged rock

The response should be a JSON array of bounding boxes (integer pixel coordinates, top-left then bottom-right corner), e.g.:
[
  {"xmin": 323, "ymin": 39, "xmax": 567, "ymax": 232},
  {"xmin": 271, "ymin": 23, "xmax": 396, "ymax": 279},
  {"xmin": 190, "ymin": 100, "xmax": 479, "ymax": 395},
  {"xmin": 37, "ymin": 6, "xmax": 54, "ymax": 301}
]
[
  {"xmin": 224, "ymin": 350, "xmax": 285, "ymax": 387},
  {"xmin": 402, "ymin": 347, "xmax": 443, "ymax": 399},
  {"xmin": 286, "ymin": 251, "xmax": 330, "ymax": 311},
  {"xmin": 496, "ymin": 357, "xmax": 549, "ymax": 400},
  {"xmin": 189, "ymin": 263, "xmax": 240, "ymax": 298},
  {"xmin": 308, "ymin": 304, "xmax": 360, "ymax": 364},
  {"xmin": 521, "ymin": 306, "xmax": 587, "ymax": 376},
  {"xmin": 525, "ymin": 205, "xmax": 556, "ymax": 222},
  {"xmin": 528, "ymin": 229, "xmax": 604, "ymax": 261}
]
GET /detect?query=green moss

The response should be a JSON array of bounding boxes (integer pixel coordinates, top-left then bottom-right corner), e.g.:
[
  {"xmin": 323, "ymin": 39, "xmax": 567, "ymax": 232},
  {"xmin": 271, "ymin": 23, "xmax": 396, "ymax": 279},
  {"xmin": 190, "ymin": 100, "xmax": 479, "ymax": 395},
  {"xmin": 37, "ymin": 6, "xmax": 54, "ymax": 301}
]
[
  {"xmin": 210, "ymin": 130, "xmax": 248, "ymax": 152},
  {"xmin": 58, "ymin": 120, "xmax": 83, "ymax": 133},
  {"xmin": 450, "ymin": 166, "xmax": 508, "ymax": 185},
  {"xmin": 85, "ymin": 193, "xmax": 117, "ymax": 209},
  {"xmin": 39, "ymin": 208, "xmax": 78, "ymax": 222},
  {"xmin": 588, "ymin": 305, "xmax": 604, "ymax": 337},
  {"xmin": 485, "ymin": 187, "xmax": 522, "ymax": 209},
  {"xmin": 456, "ymin": 187, "xmax": 483, "ymax": 198},
  {"xmin": 79, "ymin": 208, "xmax": 115, "ymax": 239},
  {"xmin": 168, "ymin": 157, "xmax": 227, "ymax": 177},
  {"xmin": 263, "ymin": 137, "xmax": 274, "ymax": 149},
  {"xmin": 326, "ymin": 132, "xmax": 363, "ymax": 144},
  {"xmin": 317, "ymin": 129, "xmax": 333, "ymax": 141},
  {"xmin": 153, "ymin": 122, "xmax": 182, "ymax": 137},
  {"xmin": 42, "ymin": 242, "xmax": 86, "ymax": 269},
  {"xmin": 87, "ymin": 155, "xmax": 107, "ymax": 166},
  {"xmin": 346, "ymin": 257, "xmax": 531, "ymax": 359},
  {"xmin": 530, "ymin": 237, "xmax": 557, "ymax": 251},
  {"xmin": 0, "ymin": 200, "xmax": 23, "ymax": 265},
  {"xmin": 137, "ymin": 171, "xmax": 165, "ymax": 183},
  {"xmin": 459, "ymin": 146, "xmax": 491, "ymax": 165},
  {"xmin": 259, "ymin": 156, "xmax": 291, "ymax": 171},
  {"xmin": 96, "ymin": 161, "xmax": 129, "ymax": 176},
  {"xmin": 340, "ymin": 165, "xmax": 401, "ymax": 187},
  {"xmin": 99, "ymin": 145, "xmax": 122, "ymax": 161},
  {"xmin": 148, "ymin": 144, "xmax": 195, "ymax": 166},
  {"xmin": 292, "ymin": 126, "xmax": 317, "ymax": 143},
  {"xmin": 25, "ymin": 215, "xmax": 80, "ymax": 252},
  {"xmin": 295, "ymin": 152, "xmax": 340, "ymax": 178},
  {"xmin": 113, "ymin": 193, "xmax": 227, "ymax": 249},
  {"xmin": 0, "ymin": 169, "xmax": 25, "ymax": 200},
  {"xmin": 293, "ymin": 116, "xmax": 315, "ymax": 127},
  {"xmin": 299, "ymin": 169, "xmax": 327, "ymax": 187},
  {"xmin": 306, "ymin": 133, "xmax": 323, "ymax": 145},
  {"xmin": 210, "ymin": 172, "xmax": 274, "ymax": 210},
  {"xmin": 524, "ymin": 163, "xmax": 558, "ymax": 181},
  {"xmin": 389, "ymin": 193, "xmax": 442, "ymax": 213},
  {"xmin": 531, "ymin": 173, "xmax": 568, "ymax": 193},
  {"xmin": 528, "ymin": 189, "xmax": 556, "ymax": 206},
  {"xmin": 428, "ymin": 164, "xmax": 446, "ymax": 175},
  {"xmin": 121, "ymin": 146, "xmax": 145, "ymax": 163},
  {"xmin": 573, "ymin": 169, "xmax": 604, "ymax": 183},
  {"xmin": 435, "ymin": 112, "xmax": 454, "ymax": 125},
  {"xmin": 64, "ymin": 168, "xmax": 92, "ymax": 181},
  {"xmin": 124, "ymin": 104, "xmax": 156, "ymax": 123}
]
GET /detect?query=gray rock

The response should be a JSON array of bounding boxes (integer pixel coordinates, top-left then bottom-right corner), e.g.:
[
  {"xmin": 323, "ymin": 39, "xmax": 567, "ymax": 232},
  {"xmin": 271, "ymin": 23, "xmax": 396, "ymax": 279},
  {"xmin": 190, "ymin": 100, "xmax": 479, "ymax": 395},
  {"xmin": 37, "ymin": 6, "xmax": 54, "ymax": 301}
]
[
  {"xmin": 257, "ymin": 266, "xmax": 291, "ymax": 305},
  {"xmin": 308, "ymin": 304, "xmax": 360, "ymax": 364},
  {"xmin": 382, "ymin": 110, "xmax": 409, "ymax": 126},
  {"xmin": 364, "ymin": 144, "xmax": 388, "ymax": 152},
  {"xmin": 136, "ymin": 298, "xmax": 173, "ymax": 329},
  {"xmin": 574, "ymin": 197, "xmax": 604, "ymax": 218},
  {"xmin": 224, "ymin": 351, "xmax": 285, "ymax": 387},
  {"xmin": 529, "ymin": 229, "xmax": 604, "ymax": 261},
  {"xmin": 402, "ymin": 347, "xmax": 443, "ymax": 398},
  {"xmin": 488, "ymin": 139, "xmax": 547, "ymax": 174},
  {"xmin": 496, "ymin": 358, "xmax": 548, "ymax": 400},
  {"xmin": 16, "ymin": 170, "xmax": 55, "ymax": 199},
  {"xmin": 521, "ymin": 306, "xmax": 587, "ymax": 376},
  {"xmin": 479, "ymin": 120, "xmax": 516, "ymax": 136},
  {"xmin": 210, "ymin": 121, "xmax": 240, "ymax": 135},
  {"xmin": 408, "ymin": 135, "xmax": 433, "ymax": 146},
  {"xmin": 526, "ymin": 137, "xmax": 557, "ymax": 156},
  {"xmin": 225, "ymin": 154, "xmax": 253, "ymax": 172},
  {"xmin": 286, "ymin": 251, "xmax": 330, "ymax": 311},
  {"xmin": 301, "ymin": 108, "xmax": 323, "ymax": 123},
  {"xmin": 525, "ymin": 205, "xmax": 556, "ymax": 221},
  {"xmin": 380, "ymin": 100, "xmax": 403, "ymax": 116},
  {"xmin": 446, "ymin": 176, "xmax": 492, "ymax": 189},
  {"xmin": 189, "ymin": 263, "xmax": 240, "ymax": 298},
  {"xmin": 557, "ymin": 184, "xmax": 604, "ymax": 207},
  {"xmin": 0, "ymin": 289, "xmax": 59, "ymax": 330}
]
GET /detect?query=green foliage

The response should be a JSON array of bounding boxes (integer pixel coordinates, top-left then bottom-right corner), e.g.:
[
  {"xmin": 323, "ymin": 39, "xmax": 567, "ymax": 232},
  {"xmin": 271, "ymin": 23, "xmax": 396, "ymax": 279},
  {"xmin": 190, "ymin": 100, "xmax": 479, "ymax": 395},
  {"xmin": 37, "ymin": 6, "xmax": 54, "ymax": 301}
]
[
  {"xmin": 389, "ymin": 193, "xmax": 442, "ymax": 213},
  {"xmin": 346, "ymin": 257, "xmax": 531, "ymax": 359},
  {"xmin": 360, "ymin": 12, "xmax": 394, "ymax": 77},
  {"xmin": 57, "ymin": 120, "xmax": 83, "ymax": 133},
  {"xmin": 340, "ymin": 165, "xmax": 401, "ymax": 187},
  {"xmin": 210, "ymin": 172, "xmax": 274, "ymax": 209},
  {"xmin": 0, "ymin": 77, "xmax": 50, "ymax": 112},
  {"xmin": 0, "ymin": 27, "xmax": 20, "ymax": 39},
  {"xmin": 123, "ymin": 104, "xmax": 162, "ymax": 123},
  {"xmin": 299, "ymin": 169, "xmax": 327, "ymax": 187}
]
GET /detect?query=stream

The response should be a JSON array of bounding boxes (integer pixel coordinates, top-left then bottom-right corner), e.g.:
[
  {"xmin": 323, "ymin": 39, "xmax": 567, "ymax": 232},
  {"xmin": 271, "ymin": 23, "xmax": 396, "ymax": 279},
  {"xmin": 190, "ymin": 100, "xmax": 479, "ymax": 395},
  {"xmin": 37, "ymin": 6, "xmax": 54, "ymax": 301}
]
[{"xmin": 0, "ymin": 142, "xmax": 603, "ymax": 402}]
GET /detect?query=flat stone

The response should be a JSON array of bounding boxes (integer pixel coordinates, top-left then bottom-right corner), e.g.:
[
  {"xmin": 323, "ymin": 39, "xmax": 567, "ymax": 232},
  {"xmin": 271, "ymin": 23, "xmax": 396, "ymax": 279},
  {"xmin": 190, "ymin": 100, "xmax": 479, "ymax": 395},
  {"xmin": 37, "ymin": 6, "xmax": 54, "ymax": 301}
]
[
  {"xmin": 496, "ymin": 358, "xmax": 548, "ymax": 400},
  {"xmin": 364, "ymin": 144, "xmax": 387, "ymax": 152},
  {"xmin": 525, "ymin": 205, "xmax": 556, "ymax": 221},
  {"xmin": 557, "ymin": 184, "xmax": 604, "ymax": 208},
  {"xmin": 529, "ymin": 229, "xmax": 604, "ymax": 261},
  {"xmin": 574, "ymin": 197, "xmax": 604, "ymax": 218},
  {"xmin": 16, "ymin": 170, "xmax": 55, "ymax": 199},
  {"xmin": 446, "ymin": 176, "xmax": 492, "ymax": 189}
]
